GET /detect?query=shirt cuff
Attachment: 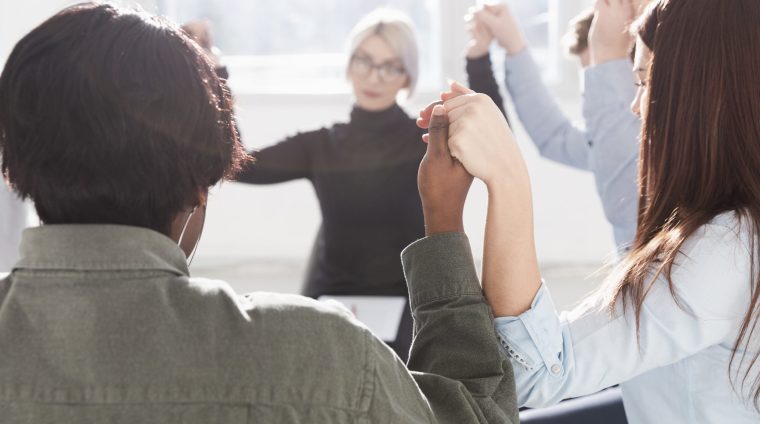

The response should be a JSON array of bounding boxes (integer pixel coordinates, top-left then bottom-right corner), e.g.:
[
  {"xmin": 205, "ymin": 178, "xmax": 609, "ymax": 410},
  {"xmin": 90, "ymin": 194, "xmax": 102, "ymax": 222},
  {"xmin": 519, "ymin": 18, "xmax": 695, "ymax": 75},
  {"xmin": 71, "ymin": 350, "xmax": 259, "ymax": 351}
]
[
  {"xmin": 494, "ymin": 284, "xmax": 564, "ymax": 375},
  {"xmin": 583, "ymin": 58, "xmax": 637, "ymax": 110},
  {"xmin": 401, "ymin": 232, "xmax": 481, "ymax": 310}
]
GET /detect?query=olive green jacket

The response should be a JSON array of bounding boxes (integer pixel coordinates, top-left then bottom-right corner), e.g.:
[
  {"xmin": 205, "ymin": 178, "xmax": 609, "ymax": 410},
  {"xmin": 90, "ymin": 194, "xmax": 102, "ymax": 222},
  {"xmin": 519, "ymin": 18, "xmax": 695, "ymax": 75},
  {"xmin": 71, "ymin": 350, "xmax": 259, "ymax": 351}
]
[{"xmin": 0, "ymin": 225, "xmax": 517, "ymax": 423}]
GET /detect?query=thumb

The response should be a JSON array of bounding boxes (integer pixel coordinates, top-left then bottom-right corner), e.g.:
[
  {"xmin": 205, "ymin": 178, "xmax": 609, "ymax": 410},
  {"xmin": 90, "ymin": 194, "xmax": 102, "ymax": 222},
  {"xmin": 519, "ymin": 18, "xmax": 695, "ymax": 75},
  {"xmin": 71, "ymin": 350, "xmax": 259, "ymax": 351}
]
[
  {"xmin": 417, "ymin": 99, "xmax": 443, "ymax": 129},
  {"xmin": 427, "ymin": 104, "xmax": 449, "ymax": 158}
]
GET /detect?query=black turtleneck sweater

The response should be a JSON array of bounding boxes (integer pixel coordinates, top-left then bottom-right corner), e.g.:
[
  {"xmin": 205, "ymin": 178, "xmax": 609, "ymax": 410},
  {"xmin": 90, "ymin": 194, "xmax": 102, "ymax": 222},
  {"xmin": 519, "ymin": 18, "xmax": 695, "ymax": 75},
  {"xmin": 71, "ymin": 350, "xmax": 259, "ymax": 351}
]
[{"xmin": 235, "ymin": 104, "xmax": 426, "ymax": 298}]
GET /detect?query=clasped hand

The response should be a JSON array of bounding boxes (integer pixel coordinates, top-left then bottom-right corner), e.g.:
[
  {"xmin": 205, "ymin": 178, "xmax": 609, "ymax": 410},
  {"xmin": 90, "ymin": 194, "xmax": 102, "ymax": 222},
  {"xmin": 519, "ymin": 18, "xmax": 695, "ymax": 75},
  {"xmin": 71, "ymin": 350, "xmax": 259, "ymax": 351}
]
[{"xmin": 415, "ymin": 82, "xmax": 530, "ymax": 236}]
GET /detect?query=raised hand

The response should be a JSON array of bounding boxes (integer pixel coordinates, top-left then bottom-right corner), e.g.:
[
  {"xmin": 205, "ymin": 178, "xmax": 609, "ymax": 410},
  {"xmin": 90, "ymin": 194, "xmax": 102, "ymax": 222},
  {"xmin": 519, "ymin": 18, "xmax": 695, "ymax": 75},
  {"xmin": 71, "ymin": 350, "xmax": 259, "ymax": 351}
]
[
  {"xmin": 417, "ymin": 105, "xmax": 473, "ymax": 236},
  {"xmin": 419, "ymin": 82, "xmax": 540, "ymax": 317},
  {"xmin": 589, "ymin": 0, "xmax": 637, "ymax": 65},
  {"xmin": 441, "ymin": 84, "xmax": 529, "ymax": 192},
  {"xmin": 416, "ymin": 80, "xmax": 472, "ymax": 134},
  {"xmin": 419, "ymin": 82, "xmax": 540, "ymax": 316},
  {"xmin": 465, "ymin": 7, "xmax": 494, "ymax": 59},
  {"xmin": 472, "ymin": 3, "xmax": 527, "ymax": 56}
]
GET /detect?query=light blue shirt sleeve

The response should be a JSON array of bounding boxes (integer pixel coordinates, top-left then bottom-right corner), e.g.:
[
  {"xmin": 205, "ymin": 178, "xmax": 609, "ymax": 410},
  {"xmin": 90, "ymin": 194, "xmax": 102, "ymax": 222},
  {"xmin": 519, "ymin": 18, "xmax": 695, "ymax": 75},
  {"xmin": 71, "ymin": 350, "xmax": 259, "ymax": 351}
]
[
  {"xmin": 583, "ymin": 59, "xmax": 640, "ymax": 251},
  {"xmin": 493, "ymin": 216, "xmax": 751, "ymax": 417},
  {"xmin": 504, "ymin": 52, "xmax": 639, "ymax": 251},
  {"xmin": 504, "ymin": 50, "xmax": 590, "ymax": 170}
]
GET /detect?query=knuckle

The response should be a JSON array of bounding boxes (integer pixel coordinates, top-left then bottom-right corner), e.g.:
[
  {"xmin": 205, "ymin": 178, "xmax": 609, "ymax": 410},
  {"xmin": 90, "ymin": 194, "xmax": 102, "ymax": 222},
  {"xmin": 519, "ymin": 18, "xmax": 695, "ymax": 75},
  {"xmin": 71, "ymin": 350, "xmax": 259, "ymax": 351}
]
[{"xmin": 473, "ymin": 93, "xmax": 489, "ymax": 103}]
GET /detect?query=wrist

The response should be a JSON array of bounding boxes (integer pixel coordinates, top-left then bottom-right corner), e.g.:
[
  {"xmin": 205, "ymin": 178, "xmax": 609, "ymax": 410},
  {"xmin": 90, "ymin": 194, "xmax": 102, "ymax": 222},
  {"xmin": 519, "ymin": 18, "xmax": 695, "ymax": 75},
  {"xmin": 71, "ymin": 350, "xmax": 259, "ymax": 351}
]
[
  {"xmin": 485, "ymin": 175, "xmax": 531, "ymax": 202},
  {"xmin": 423, "ymin": 208, "xmax": 465, "ymax": 236},
  {"xmin": 590, "ymin": 44, "xmax": 630, "ymax": 65},
  {"xmin": 466, "ymin": 46, "xmax": 490, "ymax": 60},
  {"xmin": 425, "ymin": 221, "xmax": 465, "ymax": 236},
  {"xmin": 505, "ymin": 41, "xmax": 527, "ymax": 57},
  {"xmin": 497, "ymin": 34, "xmax": 527, "ymax": 56}
]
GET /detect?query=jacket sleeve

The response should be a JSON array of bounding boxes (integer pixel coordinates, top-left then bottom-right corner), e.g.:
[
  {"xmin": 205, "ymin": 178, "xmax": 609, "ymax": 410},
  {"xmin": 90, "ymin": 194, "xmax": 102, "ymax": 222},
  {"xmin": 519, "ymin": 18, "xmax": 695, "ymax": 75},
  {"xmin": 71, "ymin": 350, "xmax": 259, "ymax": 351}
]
[
  {"xmin": 234, "ymin": 128, "xmax": 327, "ymax": 184},
  {"xmin": 366, "ymin": 232, "xmax": 519, "ymax": 424}
]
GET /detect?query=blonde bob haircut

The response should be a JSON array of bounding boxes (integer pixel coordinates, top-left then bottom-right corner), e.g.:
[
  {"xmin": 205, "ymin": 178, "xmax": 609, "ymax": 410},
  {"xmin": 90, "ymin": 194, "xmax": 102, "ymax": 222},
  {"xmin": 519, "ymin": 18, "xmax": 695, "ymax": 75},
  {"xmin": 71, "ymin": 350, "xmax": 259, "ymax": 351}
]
[{"xmin": 346, "ymin": 8, "xmax": 419, "ymax": 96}]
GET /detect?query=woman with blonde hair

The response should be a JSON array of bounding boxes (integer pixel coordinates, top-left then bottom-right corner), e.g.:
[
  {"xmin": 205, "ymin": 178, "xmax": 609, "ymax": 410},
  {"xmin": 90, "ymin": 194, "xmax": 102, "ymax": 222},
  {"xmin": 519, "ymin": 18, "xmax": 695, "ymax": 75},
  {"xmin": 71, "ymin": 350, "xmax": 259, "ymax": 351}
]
[{"xmin": 234, "ymin": 9, "xmax": 423, "ymax": 360}]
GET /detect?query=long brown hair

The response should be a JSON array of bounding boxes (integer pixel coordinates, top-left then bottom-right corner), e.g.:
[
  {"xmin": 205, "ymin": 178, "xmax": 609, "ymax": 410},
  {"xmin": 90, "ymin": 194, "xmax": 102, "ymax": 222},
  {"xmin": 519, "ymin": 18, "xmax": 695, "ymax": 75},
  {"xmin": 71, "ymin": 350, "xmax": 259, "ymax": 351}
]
[{"xmin": 614, "ymin": 0, "xmax": 760, "ymax": 407}]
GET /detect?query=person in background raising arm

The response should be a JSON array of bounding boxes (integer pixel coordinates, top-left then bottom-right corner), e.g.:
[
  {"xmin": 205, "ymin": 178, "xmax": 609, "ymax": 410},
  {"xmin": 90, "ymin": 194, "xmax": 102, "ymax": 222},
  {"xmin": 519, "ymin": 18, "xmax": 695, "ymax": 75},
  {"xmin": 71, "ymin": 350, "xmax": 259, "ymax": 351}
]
[{"xmin": 465, "ymin": 1, "xmax": 644, "ymax": 252}]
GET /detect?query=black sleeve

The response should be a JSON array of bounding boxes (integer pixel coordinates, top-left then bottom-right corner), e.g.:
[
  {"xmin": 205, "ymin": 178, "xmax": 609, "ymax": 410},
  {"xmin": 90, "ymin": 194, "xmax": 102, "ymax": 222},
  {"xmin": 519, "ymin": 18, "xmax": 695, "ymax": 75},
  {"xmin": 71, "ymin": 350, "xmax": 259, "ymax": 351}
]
[
  {"xmin": 466, "ymin": 55, "xmax": 508, "ymax": 120},
  {"xmin": 234, "ymin": 128, "xmax": 326, "ymax": 184}
]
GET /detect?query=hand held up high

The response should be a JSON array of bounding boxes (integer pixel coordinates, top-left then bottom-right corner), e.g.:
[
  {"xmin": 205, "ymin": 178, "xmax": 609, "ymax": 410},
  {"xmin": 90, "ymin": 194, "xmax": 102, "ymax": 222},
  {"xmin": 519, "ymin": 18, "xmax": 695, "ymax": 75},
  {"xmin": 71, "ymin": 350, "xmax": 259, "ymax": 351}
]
[
  {"xmin": 416, "ymin": 80, "xmax": 472, "ymax": 132},
  {"xmin": 438, "ymin": 82, "xmax": 529, "ymax": 194},
  {"xmin": 417, "ymin": 105, "xmax": 473, "ymax": 236},
  {"xmin": 472, "ymin": 3, "xmax": 527, "ymax": 56},
  {"xmin": 465, "ymin": 8, "xmax": 494, "ymax": 59},
  {"xmin": 589, "ymin": 0, "xmax": 637, "ymax": 65}
]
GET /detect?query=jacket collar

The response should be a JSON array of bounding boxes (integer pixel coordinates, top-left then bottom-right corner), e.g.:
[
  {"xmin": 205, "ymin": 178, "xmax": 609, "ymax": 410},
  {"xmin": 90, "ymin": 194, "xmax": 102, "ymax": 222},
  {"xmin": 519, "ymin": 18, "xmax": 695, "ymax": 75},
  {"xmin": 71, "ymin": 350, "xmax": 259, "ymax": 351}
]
[{"xmin": 13, "ymin": 224, "xmax": 189, "ymax": 276}]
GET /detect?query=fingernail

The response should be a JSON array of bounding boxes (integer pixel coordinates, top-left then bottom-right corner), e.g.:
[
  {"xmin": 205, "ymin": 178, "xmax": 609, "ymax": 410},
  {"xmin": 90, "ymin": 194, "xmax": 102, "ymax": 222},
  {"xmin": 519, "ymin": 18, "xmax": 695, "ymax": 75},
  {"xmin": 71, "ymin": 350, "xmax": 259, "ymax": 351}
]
[{"xmin": 433, "ymin": 105, "xmax": 445, "ymax": 116}]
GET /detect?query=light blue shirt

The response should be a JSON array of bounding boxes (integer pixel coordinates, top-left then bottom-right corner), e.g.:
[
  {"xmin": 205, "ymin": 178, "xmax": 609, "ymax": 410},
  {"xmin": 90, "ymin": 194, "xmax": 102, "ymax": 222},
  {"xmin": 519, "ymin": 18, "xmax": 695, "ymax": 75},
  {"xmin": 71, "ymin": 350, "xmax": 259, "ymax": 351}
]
[
  {"xmin": 504, "ymin": 50, "xmax": 639, "ymax": 251},
  {"xmin": 495, "ymin": 212, "xmax": 760, "ymax": 423}
]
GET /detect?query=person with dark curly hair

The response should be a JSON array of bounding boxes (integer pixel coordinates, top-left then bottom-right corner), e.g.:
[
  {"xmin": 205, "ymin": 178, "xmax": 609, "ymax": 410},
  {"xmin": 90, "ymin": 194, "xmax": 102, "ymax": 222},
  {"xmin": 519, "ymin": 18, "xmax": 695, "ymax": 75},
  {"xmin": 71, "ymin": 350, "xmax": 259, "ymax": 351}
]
[{"xmin": 0, "ymin": 3, "xmax": 518, "ymax": 423}]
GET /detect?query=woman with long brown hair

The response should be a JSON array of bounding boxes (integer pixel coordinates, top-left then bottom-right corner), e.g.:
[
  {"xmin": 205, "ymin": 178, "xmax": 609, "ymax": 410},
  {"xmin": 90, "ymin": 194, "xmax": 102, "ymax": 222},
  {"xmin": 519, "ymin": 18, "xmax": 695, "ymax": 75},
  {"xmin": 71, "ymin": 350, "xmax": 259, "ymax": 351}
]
[{"xmin": 418, "ymin": 0, "xmax": 760, "ymax": 421}]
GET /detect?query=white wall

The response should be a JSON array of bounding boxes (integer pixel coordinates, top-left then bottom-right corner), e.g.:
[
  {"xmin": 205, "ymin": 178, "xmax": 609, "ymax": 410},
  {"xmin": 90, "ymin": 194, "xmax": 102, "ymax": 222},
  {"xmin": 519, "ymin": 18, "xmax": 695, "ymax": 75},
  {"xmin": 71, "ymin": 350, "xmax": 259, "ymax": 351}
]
[
  {"xmin": 0, "ymin": 1, "xmax": 159, "ymax": 63},
  {"xmin": 1, "ymin": 0, "xmax": 616, "ymax": 274}
]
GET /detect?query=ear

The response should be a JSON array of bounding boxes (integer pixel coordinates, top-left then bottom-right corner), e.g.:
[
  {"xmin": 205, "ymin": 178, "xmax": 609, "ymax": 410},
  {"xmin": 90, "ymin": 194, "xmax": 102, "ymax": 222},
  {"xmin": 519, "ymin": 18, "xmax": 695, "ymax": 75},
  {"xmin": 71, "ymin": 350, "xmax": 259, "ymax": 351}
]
[{"xmin": 197, "ymin": 188, "xmax": 209, "ymax": 207}]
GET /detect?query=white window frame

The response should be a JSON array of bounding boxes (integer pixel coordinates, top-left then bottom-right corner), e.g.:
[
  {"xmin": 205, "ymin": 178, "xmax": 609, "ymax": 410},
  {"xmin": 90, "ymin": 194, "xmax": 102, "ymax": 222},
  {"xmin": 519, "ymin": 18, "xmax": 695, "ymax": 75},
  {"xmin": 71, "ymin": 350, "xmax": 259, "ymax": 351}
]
[{"xmin": 156, "ymin": 0, "xmax": 588, "ymax": 96}]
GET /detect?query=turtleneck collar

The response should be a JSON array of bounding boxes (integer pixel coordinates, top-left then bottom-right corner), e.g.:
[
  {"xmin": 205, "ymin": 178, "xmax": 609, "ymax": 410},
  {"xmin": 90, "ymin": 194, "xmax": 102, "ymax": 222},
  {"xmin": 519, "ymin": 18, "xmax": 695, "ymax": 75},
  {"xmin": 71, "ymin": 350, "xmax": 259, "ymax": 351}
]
[{"xmin": 349, "ymin": 103, "xmax": 410, "ymax": 134}]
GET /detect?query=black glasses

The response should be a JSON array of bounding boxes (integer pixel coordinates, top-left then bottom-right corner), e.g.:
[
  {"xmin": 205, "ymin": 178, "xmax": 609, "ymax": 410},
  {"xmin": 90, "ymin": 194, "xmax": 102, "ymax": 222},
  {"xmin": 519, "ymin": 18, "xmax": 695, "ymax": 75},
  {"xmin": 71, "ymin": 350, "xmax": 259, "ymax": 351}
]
[{"xmin": 349, "ymin": 54, "xmax": 406, "ymax": 83}]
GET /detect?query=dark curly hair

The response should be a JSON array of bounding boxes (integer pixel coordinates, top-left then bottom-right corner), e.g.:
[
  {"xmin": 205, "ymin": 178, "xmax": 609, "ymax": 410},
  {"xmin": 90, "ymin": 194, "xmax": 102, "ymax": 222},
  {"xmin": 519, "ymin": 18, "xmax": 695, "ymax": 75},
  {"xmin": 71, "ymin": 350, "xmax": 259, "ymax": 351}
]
[{"xmin": 0, "ymin": 2, "xmax": 247, "ymax": 235}]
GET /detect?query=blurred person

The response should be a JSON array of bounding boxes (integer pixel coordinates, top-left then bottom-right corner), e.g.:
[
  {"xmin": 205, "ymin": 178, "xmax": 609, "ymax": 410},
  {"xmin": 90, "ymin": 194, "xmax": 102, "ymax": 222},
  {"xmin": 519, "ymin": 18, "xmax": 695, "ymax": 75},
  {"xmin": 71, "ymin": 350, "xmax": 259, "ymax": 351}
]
[
  {"xmin": 233, "ymin": 9, "xmax": 425, "ymax": 360},
  {"xmin": 0, "ymin": 3, "xmax": 519, "ymax": 423},
  {"xmin": 466, "ymin": 1, "xmax": 643, "ymax": 252},
  {"xmin": 561, "ymin": 8, "xmax": 595, "ymax": 68}
]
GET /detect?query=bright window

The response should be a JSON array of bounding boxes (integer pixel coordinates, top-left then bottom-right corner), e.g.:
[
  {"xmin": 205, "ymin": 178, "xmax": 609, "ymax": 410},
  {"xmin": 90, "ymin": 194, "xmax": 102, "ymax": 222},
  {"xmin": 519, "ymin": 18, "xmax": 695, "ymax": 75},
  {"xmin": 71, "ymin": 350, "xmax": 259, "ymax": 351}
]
[
  {"xmin": 157, "ymin": 0, "xmax": 575, "ymax": 94},
  {"xmin": 158, "ymin": 0, "xmax": 441, "ymax": 94},
  {"xmin": 484, "ymin": 0, "xmax": 561, "ymax": 84}
]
